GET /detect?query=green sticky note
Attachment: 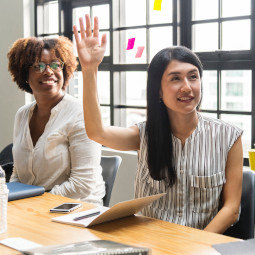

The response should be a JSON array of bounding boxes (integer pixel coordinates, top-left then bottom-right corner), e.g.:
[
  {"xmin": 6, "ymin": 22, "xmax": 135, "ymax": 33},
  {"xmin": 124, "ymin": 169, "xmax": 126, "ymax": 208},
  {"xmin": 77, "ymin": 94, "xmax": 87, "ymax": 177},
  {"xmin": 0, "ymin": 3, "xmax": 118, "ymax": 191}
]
[{"xmin": 153, "ymin": 0, "xmax": 163, "ymax": 11}]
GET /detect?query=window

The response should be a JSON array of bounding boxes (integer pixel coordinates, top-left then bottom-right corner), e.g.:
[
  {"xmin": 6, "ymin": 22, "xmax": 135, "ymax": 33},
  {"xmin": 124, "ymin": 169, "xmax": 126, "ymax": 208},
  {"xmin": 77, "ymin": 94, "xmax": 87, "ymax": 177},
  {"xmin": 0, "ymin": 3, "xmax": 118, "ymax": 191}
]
[{"xmin": 35, "ymin": 0, "xmax": 254, "ymax": 164}]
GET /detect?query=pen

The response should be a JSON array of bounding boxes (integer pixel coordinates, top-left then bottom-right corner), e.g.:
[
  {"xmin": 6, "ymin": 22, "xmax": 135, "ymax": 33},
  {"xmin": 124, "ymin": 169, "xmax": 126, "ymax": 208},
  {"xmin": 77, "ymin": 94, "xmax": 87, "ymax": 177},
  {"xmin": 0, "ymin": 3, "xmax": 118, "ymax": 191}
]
[{"xmin": 73, "ymin": 211, "xmax": 100, "ymax": 221}]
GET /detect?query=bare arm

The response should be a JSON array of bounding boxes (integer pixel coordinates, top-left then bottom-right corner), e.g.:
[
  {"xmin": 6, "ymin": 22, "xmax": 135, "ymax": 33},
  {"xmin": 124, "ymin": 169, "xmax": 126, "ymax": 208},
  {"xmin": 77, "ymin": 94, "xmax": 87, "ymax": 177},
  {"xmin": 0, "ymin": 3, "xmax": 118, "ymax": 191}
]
[
  {"xmin": 204, "ymin": 136, "xmax": 243, "ymax": 234},
  {"xmin": 73, "ymin": 15, "xmax": 140, "ymax": 151}
]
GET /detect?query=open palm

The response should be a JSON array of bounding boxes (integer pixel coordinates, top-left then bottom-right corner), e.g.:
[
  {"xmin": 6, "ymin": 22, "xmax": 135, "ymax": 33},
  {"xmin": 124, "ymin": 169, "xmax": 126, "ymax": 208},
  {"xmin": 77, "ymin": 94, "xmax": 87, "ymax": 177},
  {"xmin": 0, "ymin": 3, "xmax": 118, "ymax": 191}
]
[{"xmin": 73, "ymin": 14, "xmax": 107, "ymax": 70}]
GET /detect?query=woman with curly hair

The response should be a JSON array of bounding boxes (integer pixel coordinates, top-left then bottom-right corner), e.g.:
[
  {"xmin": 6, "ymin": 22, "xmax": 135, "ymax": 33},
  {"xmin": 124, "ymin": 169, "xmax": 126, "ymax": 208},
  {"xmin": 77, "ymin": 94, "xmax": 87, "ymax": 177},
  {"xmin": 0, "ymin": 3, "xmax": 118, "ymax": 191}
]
[{"xmin": 7, "ymin": 36, "xmax": 105, "ymax": 205}]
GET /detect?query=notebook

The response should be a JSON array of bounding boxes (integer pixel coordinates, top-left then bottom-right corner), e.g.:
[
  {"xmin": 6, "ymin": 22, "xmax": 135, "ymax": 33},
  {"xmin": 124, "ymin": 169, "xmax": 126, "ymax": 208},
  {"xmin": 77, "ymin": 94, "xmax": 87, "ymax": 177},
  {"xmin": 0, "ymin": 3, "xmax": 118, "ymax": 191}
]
[
  {"xmin": 0, "ymin": 238, "xmax": 150, "ymax": 255},
  {"xmin": 52, "ymin": 193, "xmax": 166, "ymax": 227},
  {"xmin": 212, "ymin": 239, "xmax": 255, "ymax": 255},
  {"xmin": 7, "ymin": 182, "xmax": 45, "ymax": 201}
]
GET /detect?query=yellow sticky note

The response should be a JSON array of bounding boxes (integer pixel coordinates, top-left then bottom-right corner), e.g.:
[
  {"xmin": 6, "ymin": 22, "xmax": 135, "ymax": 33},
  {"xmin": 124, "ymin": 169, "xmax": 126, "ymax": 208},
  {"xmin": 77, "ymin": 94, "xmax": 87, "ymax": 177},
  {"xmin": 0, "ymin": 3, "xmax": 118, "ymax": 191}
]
[{"xmin": 153, "ymin": 0, "xmax": 163, "ymax": 11}]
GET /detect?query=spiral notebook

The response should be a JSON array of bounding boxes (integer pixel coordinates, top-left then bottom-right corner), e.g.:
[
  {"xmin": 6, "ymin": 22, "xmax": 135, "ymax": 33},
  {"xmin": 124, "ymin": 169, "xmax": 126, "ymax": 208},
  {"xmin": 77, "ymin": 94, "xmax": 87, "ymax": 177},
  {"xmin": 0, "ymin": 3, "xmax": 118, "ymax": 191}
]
[
  {"xmin": 52, "ymin": 193, "xmax": 166, "ymax": 228},
  {"xmin": 0, "ymin": 238, "xmax": 150, "ymax": 255}
]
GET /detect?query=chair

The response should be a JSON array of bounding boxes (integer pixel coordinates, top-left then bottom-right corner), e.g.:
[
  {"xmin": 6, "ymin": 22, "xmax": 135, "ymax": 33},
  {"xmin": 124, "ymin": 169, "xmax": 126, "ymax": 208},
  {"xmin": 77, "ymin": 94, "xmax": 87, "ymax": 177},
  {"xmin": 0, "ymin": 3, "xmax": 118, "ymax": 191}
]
[
  {"xmin": 224, "ymin": 169, "xmax": 255, "ymax": 240},
  {"xmin": 0, "ymin": 143, "xmax": 13, "ymax": 165},
  {"xmin": 101, "ymin": 156, "xmax": 122, "ymax": 207},
  {"xmin": 0, "ymin": 143, "xmax": 13, "ymax": 182}
]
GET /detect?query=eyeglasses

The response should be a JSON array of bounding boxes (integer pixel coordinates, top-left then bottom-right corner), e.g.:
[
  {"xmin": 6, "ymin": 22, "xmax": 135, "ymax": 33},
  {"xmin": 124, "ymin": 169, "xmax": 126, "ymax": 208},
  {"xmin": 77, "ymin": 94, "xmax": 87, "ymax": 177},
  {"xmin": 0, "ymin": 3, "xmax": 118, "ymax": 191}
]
[{"xmin": 32, "ymin": 61, "xmax": 64, "ymax": 73}]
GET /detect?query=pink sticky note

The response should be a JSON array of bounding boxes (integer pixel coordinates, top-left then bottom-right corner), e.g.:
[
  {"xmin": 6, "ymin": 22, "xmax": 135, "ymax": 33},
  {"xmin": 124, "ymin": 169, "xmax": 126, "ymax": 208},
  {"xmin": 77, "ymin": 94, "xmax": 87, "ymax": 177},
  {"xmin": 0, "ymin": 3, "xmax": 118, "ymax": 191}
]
[
  {"xmin": 153, "ymin": 0, "xmax": 162, "ymax": 11},
  {"xmin": 135, "ymin": 46, "xmax": 145, "ymax": 58},
  {"xmin": 126, "ymin": 38, "xmax": 135, "ymax": 50}
]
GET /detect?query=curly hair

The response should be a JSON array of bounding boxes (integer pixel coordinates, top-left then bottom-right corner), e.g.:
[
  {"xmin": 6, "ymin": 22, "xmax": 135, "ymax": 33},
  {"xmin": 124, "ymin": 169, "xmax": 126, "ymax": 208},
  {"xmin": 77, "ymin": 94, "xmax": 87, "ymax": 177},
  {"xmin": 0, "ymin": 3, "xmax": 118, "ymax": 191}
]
[{"xmin": 7, "ymin": 36, "xmax": 78, "ymax": 94}]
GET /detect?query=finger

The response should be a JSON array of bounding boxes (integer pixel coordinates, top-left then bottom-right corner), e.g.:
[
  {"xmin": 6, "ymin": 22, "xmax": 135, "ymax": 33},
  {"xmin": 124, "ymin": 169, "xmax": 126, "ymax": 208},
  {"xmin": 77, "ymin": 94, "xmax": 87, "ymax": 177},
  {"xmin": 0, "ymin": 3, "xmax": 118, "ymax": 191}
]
[
  {"xmin": 101, "ymin": 33, "xmax": 107, "ymax": 50},
  {"xmin": 73, "ymin": 25, "xmax": 80, "ymax": 45},
  {"xmin": 93, "ymin": 16, "xmax": 99, "ymax": 38},
  {"xmin": 79, "ymin": 17, "xmax": 86, "ymax": 40},
  {"xmin": 85, "ymin": 14, "xmax": 92, "ymax": 37}
]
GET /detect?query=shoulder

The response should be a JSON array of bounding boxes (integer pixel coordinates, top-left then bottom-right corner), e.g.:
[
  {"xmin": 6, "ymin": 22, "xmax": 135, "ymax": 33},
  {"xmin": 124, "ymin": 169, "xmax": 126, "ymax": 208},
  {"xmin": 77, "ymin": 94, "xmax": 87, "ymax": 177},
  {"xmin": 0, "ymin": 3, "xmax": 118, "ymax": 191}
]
[
  {"xmin": 63, "ymin": 93, "xmax": 82, "ymax": 109},
  {"xmin": 136, "ymin": 121, "xmax": 146, "ymax": 130},
  {"xmin": 199, "ymin": 113, "xmax": 242, "ymax": 133},
  {"xmin": 136, "ymin": 121, "xmax": 147, "ymax": 135},
  {"xmin": 58, "ymin": 94, "xmax": 83, "ymax": 118},
  {"xmin": 198, "ymin": 114, "xmax": 243, "ymax": 148},
  {"xmin": 15, "ymin": 101, "xmax": 35, "ymax": 119}
]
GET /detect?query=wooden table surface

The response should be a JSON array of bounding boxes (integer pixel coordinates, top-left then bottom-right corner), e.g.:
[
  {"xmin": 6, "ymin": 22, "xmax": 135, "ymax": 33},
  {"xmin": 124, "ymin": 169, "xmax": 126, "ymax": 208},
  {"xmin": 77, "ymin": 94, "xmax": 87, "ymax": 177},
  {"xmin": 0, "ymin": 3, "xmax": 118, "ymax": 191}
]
[{"xmin": 0, "ymin": 193, "xmax": 239, "ymax": 255}]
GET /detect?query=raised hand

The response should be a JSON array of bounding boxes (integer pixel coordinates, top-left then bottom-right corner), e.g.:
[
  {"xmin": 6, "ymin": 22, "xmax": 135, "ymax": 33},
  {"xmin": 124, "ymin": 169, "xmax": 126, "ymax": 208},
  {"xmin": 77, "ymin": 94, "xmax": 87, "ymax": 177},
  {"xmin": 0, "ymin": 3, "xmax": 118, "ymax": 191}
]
[{"xmin": 73, "ymin": 14, "xmax": 107, "ymax": 70}]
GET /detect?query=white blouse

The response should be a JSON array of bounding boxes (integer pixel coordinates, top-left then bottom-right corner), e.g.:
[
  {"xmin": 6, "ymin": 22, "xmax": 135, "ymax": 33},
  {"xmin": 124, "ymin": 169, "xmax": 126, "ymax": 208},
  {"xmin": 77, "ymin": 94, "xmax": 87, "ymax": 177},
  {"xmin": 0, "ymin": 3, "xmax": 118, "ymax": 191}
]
[
  {"xmin": 135, "ymin": 113, "xmax": 243, "ymax": 229},
  {"xmin": 10, "ymin": 93, "xmax": 105, "ymax": 205}
]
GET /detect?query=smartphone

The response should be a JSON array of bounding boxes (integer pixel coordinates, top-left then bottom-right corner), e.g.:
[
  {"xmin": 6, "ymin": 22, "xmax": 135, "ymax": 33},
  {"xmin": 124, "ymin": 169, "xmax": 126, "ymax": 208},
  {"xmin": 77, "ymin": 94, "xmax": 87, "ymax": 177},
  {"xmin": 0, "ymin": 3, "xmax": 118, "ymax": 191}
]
[{"xmin": 50, "ymin": 203, "xmax": 82, "ymax": 213}]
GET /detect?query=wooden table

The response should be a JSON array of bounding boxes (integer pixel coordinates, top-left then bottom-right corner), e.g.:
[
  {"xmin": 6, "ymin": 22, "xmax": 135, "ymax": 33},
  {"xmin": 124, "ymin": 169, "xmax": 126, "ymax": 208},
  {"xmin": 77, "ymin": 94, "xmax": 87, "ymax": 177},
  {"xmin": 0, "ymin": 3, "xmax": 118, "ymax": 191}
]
[{"xmin": 0, "ymin": 193, "xmax": 239, "ymax": 255}]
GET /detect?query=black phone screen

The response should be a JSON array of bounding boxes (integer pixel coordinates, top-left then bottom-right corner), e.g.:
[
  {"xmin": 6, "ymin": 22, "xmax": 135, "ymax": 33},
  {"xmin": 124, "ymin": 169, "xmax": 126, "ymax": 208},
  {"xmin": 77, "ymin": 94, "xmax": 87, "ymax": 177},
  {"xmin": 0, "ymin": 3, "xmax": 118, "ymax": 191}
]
[
  {"xmin": 53, "ymin": 203, "xmax": 80, "ymax": 210},
  {"xmin": 50, "ymin": 203, "xmax": 81, "ymax": 212}
]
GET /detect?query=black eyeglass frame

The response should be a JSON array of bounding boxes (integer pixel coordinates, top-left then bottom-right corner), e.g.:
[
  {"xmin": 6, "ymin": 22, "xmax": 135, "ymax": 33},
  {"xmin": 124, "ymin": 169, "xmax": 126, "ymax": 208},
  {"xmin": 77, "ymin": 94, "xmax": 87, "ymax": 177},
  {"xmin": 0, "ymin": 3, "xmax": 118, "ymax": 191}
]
[{"xmin": 31, "ymin": 61, "xmax": 64, "ymax": 73}]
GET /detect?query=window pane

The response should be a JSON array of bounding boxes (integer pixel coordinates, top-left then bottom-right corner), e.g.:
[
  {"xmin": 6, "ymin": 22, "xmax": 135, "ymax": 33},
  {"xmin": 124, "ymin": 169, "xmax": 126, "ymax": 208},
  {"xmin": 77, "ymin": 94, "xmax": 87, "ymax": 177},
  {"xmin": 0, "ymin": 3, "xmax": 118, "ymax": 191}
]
[
  {"xmin": 221, "ymin": 70, "xmax": 251, "ymax": 111},
  {"xmin": 92, "ymin": 5, "xmax": 109, "ymax": 29},
  {"xmin": 120, "ymin": 0, "xmax": 146, "ymax": 27},
  {"xmin": 222, "ymin": 0, "xmax": 250, "ymax": 17},
  {"xmin": 149, "ymin": 0, "xmax": 173, "ymax": 24},
  {"xmin": 73, "ymin": 7, "xmax": 90, "ymax": 28},
  {"xmin": 100, "ymin": 106, "xmax": 111, "ymax": 126},
  {"xmin": 37, "ymin": 1, "xmax": 59, "ymax": 35},
  {"xmin": 192, "ymin": 23, "xmax": 218, "ymax": 52},
  {"xmin": 37, "ymin": 5, "xmax": 43, "ymax": 35},
  {"xmin": 113, "ymin": 29, "xmax": 146, "ymax": 64},
  {"xmin": 192, "ymin": 0, "xmax": 218, "ymax": 20},
  {"xmin": 98, "ymin": 72, "xmax": 110, "ymax": 104},
  {"xmin": 116, "ymin": 108, "xmax": 146, "ymax": 127},
  {"xmin": 221, "ymin": 114, "xmax": 251, "ymax": 157},
  {"xmin": 68, "ymin": 71, "xmax": 82, "ymax": 101},
  {"xmin": 38, "ymin": 35, "xmax": 59, "ymax": 40},
  {"xmin": 125, "ymin": 72, "xmax": 147, "ymax": 106},
  {"xmin": 200, "ymin": 71, "xmax": 217, "ymax": 110},
  {"xmin": 222, "ymin": 20, "xmax": 250, "ymax": 51},
  {"xmin": 200, "ymin": 112, "xmax": 217, "ymax": 119},
  {"xmin": 149, "ymin": 26, "xmax": 173, "ymax": 61}
]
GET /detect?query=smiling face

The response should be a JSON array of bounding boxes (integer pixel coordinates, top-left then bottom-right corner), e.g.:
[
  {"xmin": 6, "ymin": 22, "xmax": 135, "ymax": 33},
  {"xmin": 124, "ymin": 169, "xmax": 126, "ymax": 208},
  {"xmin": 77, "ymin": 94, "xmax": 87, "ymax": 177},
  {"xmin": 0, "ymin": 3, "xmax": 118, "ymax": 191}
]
[
  {"xmin": 28, "ymin": 49, "xmax": 64, "ymax": 98},
  {"xmin": 160, "ymin": 60, "xmax": 201, "ymax": 117}
]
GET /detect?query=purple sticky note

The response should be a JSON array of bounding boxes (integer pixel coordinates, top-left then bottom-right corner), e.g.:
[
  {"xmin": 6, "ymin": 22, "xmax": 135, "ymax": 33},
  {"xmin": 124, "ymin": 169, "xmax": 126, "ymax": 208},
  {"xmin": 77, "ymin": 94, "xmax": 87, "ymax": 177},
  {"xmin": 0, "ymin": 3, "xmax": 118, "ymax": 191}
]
[
  {"xmin": 135, "ymin": 46, "xmax": 145, "ymax": 58},
  {"xmin": 126, "ymin": 38, "xmax": 135, "ymax": 50}
]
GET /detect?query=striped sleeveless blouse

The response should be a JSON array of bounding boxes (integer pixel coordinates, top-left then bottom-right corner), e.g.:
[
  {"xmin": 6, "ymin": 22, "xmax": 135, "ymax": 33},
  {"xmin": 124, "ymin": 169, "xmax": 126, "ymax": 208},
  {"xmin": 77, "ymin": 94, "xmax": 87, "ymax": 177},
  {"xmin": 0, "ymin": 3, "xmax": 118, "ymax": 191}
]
[{"xmin": 135, "ymin": 113, "xmax": 243, "ymax": 229}]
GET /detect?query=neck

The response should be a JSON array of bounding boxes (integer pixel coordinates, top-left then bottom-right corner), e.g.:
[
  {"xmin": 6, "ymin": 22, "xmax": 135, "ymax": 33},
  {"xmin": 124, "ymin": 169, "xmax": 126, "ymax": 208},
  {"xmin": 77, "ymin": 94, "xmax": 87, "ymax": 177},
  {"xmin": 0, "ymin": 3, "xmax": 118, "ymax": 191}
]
[
  {"xmin": 33, "ymin": 91, "xmax": 65, "ymax": 116},
  {"xmin": 168, "ymin": 111, "xmax": 199, "ymax": 143}
]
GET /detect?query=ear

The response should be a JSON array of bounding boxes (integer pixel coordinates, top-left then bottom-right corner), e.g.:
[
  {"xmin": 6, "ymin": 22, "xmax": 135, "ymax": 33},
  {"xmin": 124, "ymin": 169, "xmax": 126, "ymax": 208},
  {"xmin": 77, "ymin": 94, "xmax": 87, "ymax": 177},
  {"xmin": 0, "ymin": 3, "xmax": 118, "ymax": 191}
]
[{"xmin": 159, "ymin": 88, "xmax": 163, "ymax": 99}]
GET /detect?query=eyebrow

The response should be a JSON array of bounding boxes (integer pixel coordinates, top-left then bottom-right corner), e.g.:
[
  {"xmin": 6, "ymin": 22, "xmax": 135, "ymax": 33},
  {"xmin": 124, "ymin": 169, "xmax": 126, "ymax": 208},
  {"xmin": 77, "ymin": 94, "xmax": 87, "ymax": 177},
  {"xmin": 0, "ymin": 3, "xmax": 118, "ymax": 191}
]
[{"xmin": 167, "ymin": 69, "xmax": 199, "ymax": 76}]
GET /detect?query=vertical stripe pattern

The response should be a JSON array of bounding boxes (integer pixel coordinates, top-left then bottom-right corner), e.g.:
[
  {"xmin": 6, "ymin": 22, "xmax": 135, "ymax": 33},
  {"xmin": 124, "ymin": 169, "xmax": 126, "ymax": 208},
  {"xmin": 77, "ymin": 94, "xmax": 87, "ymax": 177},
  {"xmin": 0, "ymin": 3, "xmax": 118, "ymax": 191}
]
[{"xmin": 135, "ymin": 113, "xmax": 243, "ymax": 230}]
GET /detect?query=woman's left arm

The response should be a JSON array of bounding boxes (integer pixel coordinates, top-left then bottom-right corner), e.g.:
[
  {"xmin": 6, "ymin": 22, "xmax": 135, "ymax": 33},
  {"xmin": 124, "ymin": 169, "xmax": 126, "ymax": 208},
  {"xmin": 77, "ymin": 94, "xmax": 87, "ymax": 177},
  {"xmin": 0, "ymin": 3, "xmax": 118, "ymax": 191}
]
[
  {"xmin": 50, "ymin": 117, "xmax": 104, "ymax": 205},
  {"xmin": 204, "ymin": 136, "xmax": 243, "ymax": 234}
]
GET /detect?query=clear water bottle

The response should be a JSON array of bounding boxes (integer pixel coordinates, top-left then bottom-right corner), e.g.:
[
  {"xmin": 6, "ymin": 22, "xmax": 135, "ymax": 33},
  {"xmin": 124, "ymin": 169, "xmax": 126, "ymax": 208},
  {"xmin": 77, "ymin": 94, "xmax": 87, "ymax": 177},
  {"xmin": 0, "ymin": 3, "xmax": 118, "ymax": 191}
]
[{"xmin": 0, "ymin": 166, "xmax": 9, "ymax": 234}]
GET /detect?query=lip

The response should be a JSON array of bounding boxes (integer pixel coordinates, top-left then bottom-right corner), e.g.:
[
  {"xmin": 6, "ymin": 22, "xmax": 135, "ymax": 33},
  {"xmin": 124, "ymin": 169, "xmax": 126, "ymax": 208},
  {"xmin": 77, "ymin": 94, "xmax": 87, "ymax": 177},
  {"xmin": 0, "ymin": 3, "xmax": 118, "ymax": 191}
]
[
  {"xmin": 39, "ymin": 79, "xmax": 58, "ymax": 86},
  {"xmin": 177, "ymin": 96, "xmax": 194, "ymax": 103}
]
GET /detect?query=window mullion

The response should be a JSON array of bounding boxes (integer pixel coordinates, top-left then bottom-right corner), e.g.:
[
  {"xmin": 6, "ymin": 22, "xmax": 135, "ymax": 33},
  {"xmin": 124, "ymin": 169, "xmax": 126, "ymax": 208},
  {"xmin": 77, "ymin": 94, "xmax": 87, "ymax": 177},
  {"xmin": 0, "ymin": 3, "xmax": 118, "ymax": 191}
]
[{"xmin": 179, "ymin": 0, "xmax": 192, "ymax": 48}]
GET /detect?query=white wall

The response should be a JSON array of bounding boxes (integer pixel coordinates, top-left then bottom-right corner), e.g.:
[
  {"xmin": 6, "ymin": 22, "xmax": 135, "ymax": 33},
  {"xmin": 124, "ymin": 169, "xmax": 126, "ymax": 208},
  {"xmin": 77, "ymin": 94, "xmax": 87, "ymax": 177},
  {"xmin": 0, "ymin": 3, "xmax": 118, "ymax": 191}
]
[
  {"xmin": 0, "ymin": 0, "xmax": 34, "ymax": 150},
  {"xmin": 102, "ymin": 148, "xmax": 138, "ymax": 206}
]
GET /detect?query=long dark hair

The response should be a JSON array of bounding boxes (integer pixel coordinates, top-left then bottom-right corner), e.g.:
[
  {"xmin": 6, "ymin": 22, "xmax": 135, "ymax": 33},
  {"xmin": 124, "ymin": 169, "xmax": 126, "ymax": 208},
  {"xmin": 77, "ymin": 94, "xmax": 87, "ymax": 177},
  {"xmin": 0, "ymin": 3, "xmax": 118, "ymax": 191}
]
[{"xmin": 146, "ymin": 46, "xmax": 203, "ymax": 185}]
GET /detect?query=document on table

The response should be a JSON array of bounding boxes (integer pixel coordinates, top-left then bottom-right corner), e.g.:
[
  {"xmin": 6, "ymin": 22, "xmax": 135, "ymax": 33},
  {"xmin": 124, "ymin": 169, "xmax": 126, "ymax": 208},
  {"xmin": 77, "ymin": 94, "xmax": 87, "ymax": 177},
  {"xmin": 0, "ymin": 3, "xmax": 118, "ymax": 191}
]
[{"xmin": 52, "ymin": 193, "xmax": 166, "ymax": 228}]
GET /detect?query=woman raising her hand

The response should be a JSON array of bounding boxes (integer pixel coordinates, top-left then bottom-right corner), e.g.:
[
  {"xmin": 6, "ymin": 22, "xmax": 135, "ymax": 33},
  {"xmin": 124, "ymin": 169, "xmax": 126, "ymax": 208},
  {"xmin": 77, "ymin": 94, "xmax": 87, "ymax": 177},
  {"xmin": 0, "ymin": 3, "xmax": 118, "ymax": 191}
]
[{"xmin": 74, "ymin": 14, "xmax": 243, "ymax": 234}]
